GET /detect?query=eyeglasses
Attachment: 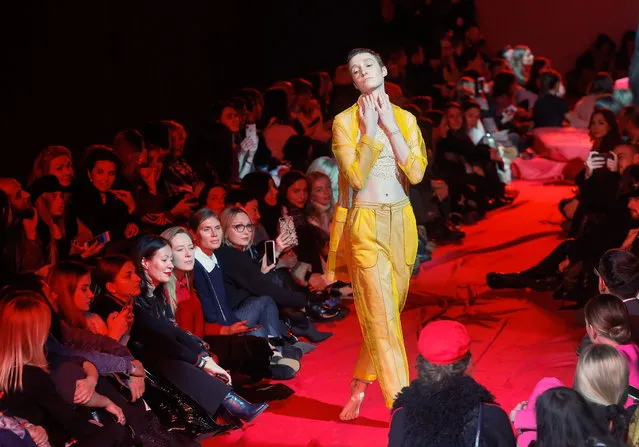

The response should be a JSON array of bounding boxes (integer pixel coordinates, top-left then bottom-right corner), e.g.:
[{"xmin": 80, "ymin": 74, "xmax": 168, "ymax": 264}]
[{"xmin": 232, "ymin": 224, "xmax": 254, "ymax": 233}]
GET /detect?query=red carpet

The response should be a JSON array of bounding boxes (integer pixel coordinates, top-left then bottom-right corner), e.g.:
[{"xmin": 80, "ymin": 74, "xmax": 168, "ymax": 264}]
[{"xmin": 204, "ymin": 181, "xmax": 584, "ymax": 446}]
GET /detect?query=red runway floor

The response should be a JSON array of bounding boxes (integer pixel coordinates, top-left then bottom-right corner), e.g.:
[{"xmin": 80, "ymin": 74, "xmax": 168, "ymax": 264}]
[{"xmin": 205, "ymin": 181, "xmax": 584, "ymax": 446}]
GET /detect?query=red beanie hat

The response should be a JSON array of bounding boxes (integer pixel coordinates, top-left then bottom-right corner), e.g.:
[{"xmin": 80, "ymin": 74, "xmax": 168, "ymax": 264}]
[{"xmin": 418, "ymin": 320, "xmax": 471, "ymax": 365}]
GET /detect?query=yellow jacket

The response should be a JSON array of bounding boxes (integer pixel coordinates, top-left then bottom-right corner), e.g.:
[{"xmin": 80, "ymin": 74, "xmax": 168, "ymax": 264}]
[{"xmin": 326, "ymin": 103, "xmax": 428, "ymax": 282}]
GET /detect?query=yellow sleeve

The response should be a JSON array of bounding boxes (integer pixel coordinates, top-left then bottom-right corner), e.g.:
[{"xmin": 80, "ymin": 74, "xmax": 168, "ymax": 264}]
[
  {"xmin": 332, "ymin": 120, "xmax": 384, "ymax": 191},
  {"xmin": 397, "ymin": 113, "xmax": 428, "ymax": 185}
]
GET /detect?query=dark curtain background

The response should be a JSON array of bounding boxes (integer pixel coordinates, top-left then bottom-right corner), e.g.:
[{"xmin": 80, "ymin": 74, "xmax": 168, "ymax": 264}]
[{"xmin": 0, "ymin": 0, "xmax": 382, "ymax": 182}]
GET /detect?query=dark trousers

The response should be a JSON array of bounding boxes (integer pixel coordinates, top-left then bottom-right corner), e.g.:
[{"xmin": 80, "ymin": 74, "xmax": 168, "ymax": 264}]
[
  {"xmin": 145, "ymin": 357, "xmax": 231, "ymax": 415},
  {"xmin": 205, "ymin": 334, "xmax": 272, "ymax": 383},
  {"xmin": 524, "ymin": 240, "xmax": 575, "ymax": 277}
]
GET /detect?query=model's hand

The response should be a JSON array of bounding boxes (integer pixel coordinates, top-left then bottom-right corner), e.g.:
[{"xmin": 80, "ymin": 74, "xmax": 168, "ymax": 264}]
[
  {"xmin": 375, "ymin": 93, "xmax": 398, "ymax": 135},
  {"xmin": 358, "ymin": 94, "xmax": 379, "ymax": 137}
]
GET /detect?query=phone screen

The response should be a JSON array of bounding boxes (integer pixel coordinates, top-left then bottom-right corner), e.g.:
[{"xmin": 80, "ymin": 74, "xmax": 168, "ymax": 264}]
[
  {"xmin": 246, "ymin": 124, "xmax": 257, "ymax": 140},
  {"xmin": 265, "ymin": 240, "xmax": 276, "ymax": 266}
]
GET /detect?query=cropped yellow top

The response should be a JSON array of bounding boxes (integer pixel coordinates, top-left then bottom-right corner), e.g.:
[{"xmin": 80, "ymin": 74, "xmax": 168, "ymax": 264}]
[{"xmin": 326, "ymin": 102, "xmax": 427, "ymax": 282}]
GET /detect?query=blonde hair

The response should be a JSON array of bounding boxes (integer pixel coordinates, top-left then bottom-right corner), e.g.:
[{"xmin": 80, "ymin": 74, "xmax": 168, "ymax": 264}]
[
  {"xmin": 29, "ymin": 146, "xmax": 73, "ymax": 185},
  {"xmin": 161, "ymin": 226, "xmax": 194, "ymax": 312},
  {"xmin": 504, "ymin": 45, "xmax": 532, "ymax": 86},
  {"xmin": 574, "ymin": 344, "xmax": 629, "ymax": 406},
  {"xmin": 219, "ymin": 207, "xmax": 253, "ymax": 249},
  {"xmin": 161, "ymin": 120, "xmax": 187, "ymax": 156},
  {"xmin": 0, "ymin": 293, "xmax": 51, "ymax": 392}
]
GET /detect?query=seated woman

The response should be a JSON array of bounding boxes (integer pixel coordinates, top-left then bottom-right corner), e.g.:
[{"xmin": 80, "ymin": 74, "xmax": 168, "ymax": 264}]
[
  {"xmin": 47, "ymin": 262, "xmax": 197, "ymax": 446},
  {"xmin": 389, "ymin": 320, "xmax": 515, "ymax": 446},
  {"xmin": 28, "ymin": 176, "xmax": 99, "ymax": 265},
  {"xmin": 29, "ymin": 145, "xmax": 74, "ymax": 188},
  {"xmin": 533, "ymin": 387, "xmax": 626, "ymax": 447},
  {"xmin": 512, "ymin": 344, "xmax": 629, "ymax": 446},
  {"xmin": 567, "ymin": 72, "xmax": 614, "ymax": 129},
  {"xmin": 305, "ymin": 171, "xmax": 333, "ymax": 235},
  {"xmin": 0, "ymin": 293, "xmax": 132, "ymax": 447},
  {"xmin": 277, "ymin": 171, "xmax": 333, "ymax": 292},
  {"xmin": 198, "ymin": 183, "xmax": 227, "ymax": 217},
  {"xmin": 532, "ymin": 69, "xmax": 568, "ymax": 128},
  {"xmin": 72, "ymin": 147, "xmax": 139, "ymax": 243},
  {"xmin": 130, "ymin": 235, "xmax": 268, "ymax": 424},
  {"xmin": 160, "ymin": 120, "xmax": 203, "ymax": 198},
  {"xmin": 241, "ymin": 172, "xmax": 279, "ymax": 240},
  {"xmin": 583, "ymin": 294, "xmax": 639, "ymax": 397},
  {"xmin": 162, "ymin": 226, "xmax": 294, "ymax": 380},
  {"xmin": 50, "ymin": 261, "xmax": 132, "ymax": 346}
]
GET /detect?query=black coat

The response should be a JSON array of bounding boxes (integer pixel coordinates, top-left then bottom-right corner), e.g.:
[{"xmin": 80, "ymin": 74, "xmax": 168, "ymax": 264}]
[{"xmin": 389, "ymin": 375, "xmax": 515, "ymax": 447}]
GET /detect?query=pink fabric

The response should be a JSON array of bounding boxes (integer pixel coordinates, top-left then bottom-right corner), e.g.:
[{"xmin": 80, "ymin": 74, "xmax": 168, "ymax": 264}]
[
  {"xmin": 532, "ymin": 127, "xmax": 592, "ymax": 162},
  {"xmin": 511, "ymin": 157, "xmax": 567, "ymax": 181},
  {"xmin": 617, "ymin": 343, "xmax": 639, "ymax": 407},
  {"xmin": 513, "ymin": 377, "xmax": 564, "ymax": 447}
]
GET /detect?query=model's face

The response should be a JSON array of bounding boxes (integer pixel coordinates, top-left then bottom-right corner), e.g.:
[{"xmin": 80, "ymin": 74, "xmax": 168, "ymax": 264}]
[
  {"xmin": 349, "ymin": 52, "xmax": 387, "ymax": 94},
  {"xmin": 49, "ymin": 156, "xmax": 74, "ymax": 187},
  {"xmin": 219, "ymin": 107, "xmax": 240, "ymax": 133},
  {"xmin": 590, "ymin": 113, "xmax": 611, "ymax": 140},
  {"xmin": 73, "ymin": 273, "xmax": 94, "ymax": 312},
  {"xmin": 206, "ymin": 187, "xmax": 226, "ymax": 215},
  {"xmin": 286, "ymin": 179, "xmax": 309, "ymax": 209},
  {"xmin": 464, "ymin": 108, "xmax": 481, "ymax": 130},
  {"xmin": 90, "ymin": 160, "xmax": 117, "ymax": 192},
  {"xmin": 310, "ymin": 177, "xmax": 332, "ymax": 206},
  {"xmin": 446, "ymin": 107, "xmax": 464, "ymax": 131},
  {"xmin": 170, "ymin": 232, "xmax": 195, "ymax": 272},
  {"xmin": 196, "ymin": 216, "xmax": 223, "ymax": 251},
  {"xmin": 226, "ymin": 212, "xmax": 253, "ymax": 248},
  {"xmin": 108, "ymin": 261, "xmax": 141, "ymax": 299},
  {"xmin": 143, "ymin": 245, "xmax": 174, "ymax": 284}
]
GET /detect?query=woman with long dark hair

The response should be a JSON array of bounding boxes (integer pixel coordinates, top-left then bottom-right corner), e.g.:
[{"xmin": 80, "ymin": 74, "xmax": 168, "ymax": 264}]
[
  {"xmin": 534, "ymin": 387, "xmax": 625, "ymax": 447},
  {"xmin": 130, "ymin": 235, "xmax": 268, "ymax": 424}
]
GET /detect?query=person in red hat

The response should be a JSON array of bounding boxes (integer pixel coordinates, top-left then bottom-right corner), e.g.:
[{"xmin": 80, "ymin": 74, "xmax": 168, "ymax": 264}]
[{"xmin": 388, "ymin": 319, "xmax": 515, "ymax": 447}]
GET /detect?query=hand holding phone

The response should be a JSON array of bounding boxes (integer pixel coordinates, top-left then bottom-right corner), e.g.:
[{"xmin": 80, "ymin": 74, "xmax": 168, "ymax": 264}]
[
  {"xmin": 85, "ymin": 231, "xmax": 111, "ymax": 249},
  {"xmin": 265, "ymin": 240, "xmax": 276, "ymax": 266}
]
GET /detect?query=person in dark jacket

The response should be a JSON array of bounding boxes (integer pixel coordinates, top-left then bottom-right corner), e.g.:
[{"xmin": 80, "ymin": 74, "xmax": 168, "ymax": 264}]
[
  {"xmin": 130, "ymin": 235, "xmax": 268, "ymax": 425},
  {"xmin": 389, "ymin": 320, "xmax": 515, "ymax": 447}
]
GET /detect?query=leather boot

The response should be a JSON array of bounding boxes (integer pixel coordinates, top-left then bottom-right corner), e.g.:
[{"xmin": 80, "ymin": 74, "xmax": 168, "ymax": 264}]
[{"xmin": 221, "ymin": 392, "xmax": 268, "ymax": 422}]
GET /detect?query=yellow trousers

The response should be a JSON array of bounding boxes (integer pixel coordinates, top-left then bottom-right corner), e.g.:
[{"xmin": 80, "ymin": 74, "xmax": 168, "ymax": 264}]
[{"xmin": 344, "ymin": 197, "xmax": 418, "ymax": 408}]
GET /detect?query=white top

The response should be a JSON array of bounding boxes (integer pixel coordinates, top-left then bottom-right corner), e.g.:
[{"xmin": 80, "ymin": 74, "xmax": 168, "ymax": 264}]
[{"xmin": 195, "ymin": 246, "xmax": 219, "ymax": 273}]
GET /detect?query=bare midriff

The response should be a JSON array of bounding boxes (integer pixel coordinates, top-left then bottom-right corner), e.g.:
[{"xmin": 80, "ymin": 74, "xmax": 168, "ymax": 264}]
[{"xmin": 355, "ymin": 127, "xmax": 407, "ymax": 204}]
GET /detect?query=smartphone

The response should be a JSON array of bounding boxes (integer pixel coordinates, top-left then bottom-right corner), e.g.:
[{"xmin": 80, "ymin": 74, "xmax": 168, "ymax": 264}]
[
  {"xmin": 86, "ymin": 231, "xmax": 111, "ymax": 249},
  {"xmin": 246, "ymin": 123, "xmax": 257, "ymax": 141},
  {"xmin": 505, "ymin": 105, "xmax": 517, "ymax": 114},
  {"xmin": 629, "ymin": 385, "xmax": 639, "ymax": 401},
  {"xmin": 279, "ymin": 216, "xmax": 298, "ymax": 245},
  {"xmin": 477, "ymin": 77, "xmax": 485, "ymax": 94},
  {"xmin": 265, "ymin": 240, "xmax": 276, "ymax": 266}
]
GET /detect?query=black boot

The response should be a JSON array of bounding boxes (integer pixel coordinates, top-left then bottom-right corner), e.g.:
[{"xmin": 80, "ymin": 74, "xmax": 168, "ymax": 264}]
[
  {"xmin": 137, "ymin": 414, "xmax": 201, "ymax": 446},
  {"xmin": 221, "ymin": 392, "xmax": 268, "ymax": 423}
]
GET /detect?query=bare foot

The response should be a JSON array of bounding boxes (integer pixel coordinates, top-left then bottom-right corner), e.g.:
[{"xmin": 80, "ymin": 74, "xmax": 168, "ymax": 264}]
[{"xmin": 339, "ymin": 379, "xmax": 369, "ymax": 421}]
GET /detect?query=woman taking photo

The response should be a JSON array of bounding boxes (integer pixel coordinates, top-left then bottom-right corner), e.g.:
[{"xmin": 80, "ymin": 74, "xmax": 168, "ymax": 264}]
[{"xmin": 130, "ymin": 235, "xmax": 268, "ymax": 424}]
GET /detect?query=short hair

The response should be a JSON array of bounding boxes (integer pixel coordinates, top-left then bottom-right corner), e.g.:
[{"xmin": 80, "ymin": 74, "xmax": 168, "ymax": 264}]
[
  {"xmin": 598, "ymin": 249, "xmax": 639, "ymax": 299},
  {"xmin": 443, "ymin": 101, "xmax": 462, "ymax": 112},
  {"xmin": 188, "ymin": 207, "xmax": 219, "ymax": 233},
  {"xmin": 347, "ymin": 48, "xmax": 384, "ymax": 67},
  {"xmin": 416, "ymin": 352, "xmax": 471, "ymax": 384},
  {"xmin": 539, "ymin": 69, "xmax": 562, "ymax": 96},
  {"xmin": 589, "ymin": 72, "xmax": 614, "ymax": 95},
  {"xmin": 84, "ymin": 147, "xmax": 121, "ymax": 172},
  {"xmin": 462, "ymin": 99, "xmax": 481, "ymax": 112}
]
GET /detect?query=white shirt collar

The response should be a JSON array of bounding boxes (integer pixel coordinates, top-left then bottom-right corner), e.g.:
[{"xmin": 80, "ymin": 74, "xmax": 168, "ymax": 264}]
[{"xmin": 195, "ymin": 246, "xmax": 218, "ymax": 273}]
